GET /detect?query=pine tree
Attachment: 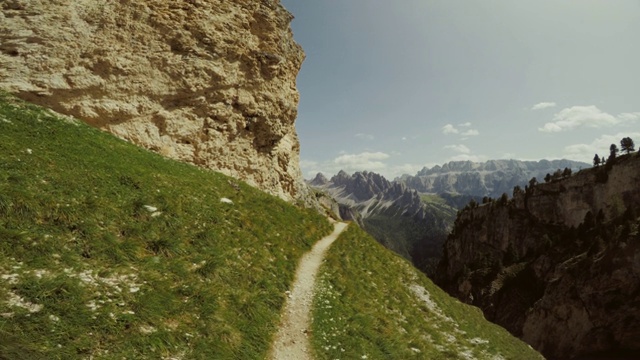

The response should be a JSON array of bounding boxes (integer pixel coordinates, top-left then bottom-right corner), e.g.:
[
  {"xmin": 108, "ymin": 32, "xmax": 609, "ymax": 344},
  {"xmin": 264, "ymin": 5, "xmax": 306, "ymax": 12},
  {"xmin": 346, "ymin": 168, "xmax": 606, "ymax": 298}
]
[
  {"xmin": 610, "ymin": 144, "xmax": 619, "ymax": 160},
  {"xmin": 593, "ymin": 154, "xmax": 600, "ymax": 167},
  {"xmin": 621, "ymin": 137, "xmax": 635, "ymax": 154}
]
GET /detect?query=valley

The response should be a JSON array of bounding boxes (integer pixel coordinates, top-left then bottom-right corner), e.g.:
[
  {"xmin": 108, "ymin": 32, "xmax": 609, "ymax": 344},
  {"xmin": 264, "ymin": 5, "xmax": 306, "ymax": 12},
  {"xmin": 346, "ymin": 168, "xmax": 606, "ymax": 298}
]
[{"xmin": 2, "ymin": 0, "xmax": 638, "ymax": 358}]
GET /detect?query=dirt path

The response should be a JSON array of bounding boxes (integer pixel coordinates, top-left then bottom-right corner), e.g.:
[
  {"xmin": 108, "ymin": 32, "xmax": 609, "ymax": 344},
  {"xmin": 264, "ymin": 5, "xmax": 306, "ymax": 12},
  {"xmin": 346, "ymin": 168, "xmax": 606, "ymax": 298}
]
[{"xmin": 270, "ymin": 222, "xmax": 348, "ymax": 360}]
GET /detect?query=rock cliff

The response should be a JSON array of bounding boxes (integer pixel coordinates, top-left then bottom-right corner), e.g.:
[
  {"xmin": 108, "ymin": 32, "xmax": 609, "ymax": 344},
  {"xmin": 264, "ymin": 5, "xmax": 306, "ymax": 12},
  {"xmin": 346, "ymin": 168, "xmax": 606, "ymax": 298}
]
[
  {"xmin": 0, "ymin": 0, "xmax": 311, "ymax": 203},
  {"xmin": 399, "ymin": 159, "xmax": 590, "ymax": 198},
  {"xmin": 435, "ymin": 154, "xmax": 640, "ymax": 359}
]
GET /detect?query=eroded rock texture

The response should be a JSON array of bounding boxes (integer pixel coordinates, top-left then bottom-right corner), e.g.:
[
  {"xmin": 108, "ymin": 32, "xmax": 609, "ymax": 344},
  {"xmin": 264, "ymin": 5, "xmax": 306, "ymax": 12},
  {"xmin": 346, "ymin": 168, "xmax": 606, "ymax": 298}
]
[
  {"xmin": 436, "ymin": 154, "xmax": 640, "ymax": 359},
  {"xmin": 0, "ymin": 0, "xmax": 312, "ymax": 203}
]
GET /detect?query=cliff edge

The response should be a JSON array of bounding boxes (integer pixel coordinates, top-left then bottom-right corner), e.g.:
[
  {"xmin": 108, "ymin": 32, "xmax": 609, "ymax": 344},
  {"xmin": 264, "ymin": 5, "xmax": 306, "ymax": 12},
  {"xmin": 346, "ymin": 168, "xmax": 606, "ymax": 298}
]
[
  {"xmin": 0, "ymin": 0, "xmax": 311, "ymax": 203},
  {"xmin": 436, "ymin": 154, "xmax": 640, "ymax": 359}
]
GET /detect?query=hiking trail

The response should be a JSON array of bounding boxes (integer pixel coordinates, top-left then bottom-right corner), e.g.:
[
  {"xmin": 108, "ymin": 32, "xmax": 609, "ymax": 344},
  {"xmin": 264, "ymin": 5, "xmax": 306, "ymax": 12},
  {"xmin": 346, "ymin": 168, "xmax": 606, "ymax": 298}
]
[{"xmin": 270, "ymin": 222, "xmax": 349, "ymax": 360}]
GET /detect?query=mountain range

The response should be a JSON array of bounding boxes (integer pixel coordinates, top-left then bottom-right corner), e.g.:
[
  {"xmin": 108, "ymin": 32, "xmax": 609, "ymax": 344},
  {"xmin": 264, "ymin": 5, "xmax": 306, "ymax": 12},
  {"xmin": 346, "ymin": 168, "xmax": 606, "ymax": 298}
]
[
  {"xmin": 398, "ymin": 159, "xmax": 591, "ymax": 198},
  {"xmin": 312, "ymin": 159, "xmax": 590, "ymax": 276},
  {"xmin": 309, "ymin": 170, "xmax": 458, "ymax": 275}
]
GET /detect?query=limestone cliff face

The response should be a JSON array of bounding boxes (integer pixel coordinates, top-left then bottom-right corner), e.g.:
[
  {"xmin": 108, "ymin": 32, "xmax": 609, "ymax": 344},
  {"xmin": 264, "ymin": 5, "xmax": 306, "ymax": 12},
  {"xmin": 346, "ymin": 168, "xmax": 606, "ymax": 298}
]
[
  {"xmin": 0, "ymin": 0, "xmax": 311, "ymax": 203},
  {"xmin": 436, "ymin": 154, "xmax": 640, "ymax": 359}
]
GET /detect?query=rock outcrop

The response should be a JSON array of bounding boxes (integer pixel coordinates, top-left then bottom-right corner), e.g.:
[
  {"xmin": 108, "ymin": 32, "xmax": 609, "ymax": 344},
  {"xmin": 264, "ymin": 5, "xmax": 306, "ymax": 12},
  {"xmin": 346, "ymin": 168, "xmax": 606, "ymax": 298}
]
[
  {"xmin": 399, "ymin": 159, "xmax": 590, "ymax": 198},
  {"xmin": 435, "ymin": 154, "xmax": 640, "ymax": 359},
  {"xmin": 0, "ymin": 0, "xmax": 311, "ymax": 203}
]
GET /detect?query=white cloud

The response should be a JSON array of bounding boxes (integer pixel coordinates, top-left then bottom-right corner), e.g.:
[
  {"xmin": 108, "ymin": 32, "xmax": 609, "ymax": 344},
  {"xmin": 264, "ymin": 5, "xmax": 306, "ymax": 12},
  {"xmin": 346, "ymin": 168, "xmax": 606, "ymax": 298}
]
[
  {"xmin": 401, "ymin": 136, "xmax": 407, "ymax": 141},
  {"xmin": 444, "ymin": 144, "xmax": 471, "ymax": 154},
  {"xmin": 443, "ymin": 123, "xmax": 479, "ymax": 138},
  {"xmin": 442, "ymin": 124, "xmax": 459, "ymax": 135},
  {"xmin": 333, "ymin": 151, "xmax": 390, "ymax": 171},
  {"xmin": 563, "ymin": 132, "xmax": 640, "ymax": 163},
  {"xmin": 539, "ymin": 105, "xmax": 637, "ymax": 133},
  {"xmin": 461, "ymin": 129, "xmax": 480, "ymax": 136},
  {"xmin": 448, "ymin": 153, "xmax": 488, "ymax": 162},
  {"xmin": 531, "ymin": 102, "xmax": 557, "ymax": 110},
  {"xmin": 300, "ymin": 160, "xmax": 324, "ymax": 179},
  {"xmin": 355, "ymin": 133, "xmax": 375, "ymax": 140},
  {"xmin": 441, "ymin": 144, "xmax": 486, "ymax": 163},
  {"xmin": 301, "ymin": 153, "xmax": 434, "ymax": 181},
  {"xmin": 618, "ymin": 112, "xmax": 640, "ymax": 122},
  {"xmin": 388, "ymin": 163, "xmax": 431, "ymax": 179}
]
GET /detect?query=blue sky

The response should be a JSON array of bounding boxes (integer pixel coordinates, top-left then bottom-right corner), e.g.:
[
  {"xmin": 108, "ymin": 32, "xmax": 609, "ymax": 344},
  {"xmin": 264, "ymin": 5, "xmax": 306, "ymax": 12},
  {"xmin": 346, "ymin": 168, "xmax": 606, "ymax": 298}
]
[{"xmin": 280, "ymin": 0, "xmax": 640, "ymax": 179}]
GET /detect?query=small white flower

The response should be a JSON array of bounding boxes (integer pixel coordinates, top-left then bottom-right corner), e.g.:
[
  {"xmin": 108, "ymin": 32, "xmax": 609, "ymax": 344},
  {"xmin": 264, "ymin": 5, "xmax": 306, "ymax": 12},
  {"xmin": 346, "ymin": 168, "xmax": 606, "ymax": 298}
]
[
  {"xmin": 220, "ymin": 198, "xmax": 233, "ymax": 204},
  {"xmin": 143, "ymin": 205, "xmax": 158, "ymax": 212},
  {"xmin": 26, "ymin": 148, "xmax": 32, "ymax": 154}
]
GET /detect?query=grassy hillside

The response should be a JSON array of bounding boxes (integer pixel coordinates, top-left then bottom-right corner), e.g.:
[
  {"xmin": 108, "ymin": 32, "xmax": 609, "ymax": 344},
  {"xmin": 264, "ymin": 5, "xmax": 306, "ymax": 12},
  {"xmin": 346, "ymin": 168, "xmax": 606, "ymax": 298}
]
[
  {"xmin": 311, "ymin": 225, "xmax": 543, "ymax": 360},
  {"xmin": 363, "ymin": 195, "xmax": 458, "ymax": 276},
  {"xmin": 0, "ymin": 92, "xmax": 332, "ymax": 359}
]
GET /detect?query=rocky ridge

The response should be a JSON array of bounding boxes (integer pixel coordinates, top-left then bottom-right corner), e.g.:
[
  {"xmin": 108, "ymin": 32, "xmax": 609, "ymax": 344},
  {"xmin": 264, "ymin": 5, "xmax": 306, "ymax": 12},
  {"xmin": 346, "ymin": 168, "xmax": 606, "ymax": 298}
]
[
  {"xmin": 311, "ymin": 170, "xmax": 457, "ymax": 274},
  {"xmin": 435, "ymin": 154, "xmax": 640, "ymax": 359},
  {"xmin": 0, "ymin": 0, "xmax": 311, "ymax": 204},
  {"xmin": 399, "ymin": 159, "xmax": 590, "ymax": 198}
]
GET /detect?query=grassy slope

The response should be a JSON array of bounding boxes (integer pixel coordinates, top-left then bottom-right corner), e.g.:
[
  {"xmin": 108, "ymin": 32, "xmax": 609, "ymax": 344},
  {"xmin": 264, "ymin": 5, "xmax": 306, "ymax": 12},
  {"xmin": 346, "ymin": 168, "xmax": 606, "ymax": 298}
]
[
  {"xmin": 311, "ymin": 225, "xmax": 543, "ymax": 360},
  {"xmin": 362, "ymin": 195, "xmax": 458, "ymax": 275},
  {"xmin": 0, "ymin": 93, "xmax": 332, "ymax": 359}
]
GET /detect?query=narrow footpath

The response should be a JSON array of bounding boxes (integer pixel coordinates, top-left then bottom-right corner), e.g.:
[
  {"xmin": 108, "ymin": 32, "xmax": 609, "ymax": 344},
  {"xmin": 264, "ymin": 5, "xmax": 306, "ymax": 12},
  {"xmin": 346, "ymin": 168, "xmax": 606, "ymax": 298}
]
[{"xmin": 270, "ymin": 222, "xmax": 349, "ymax": 360}]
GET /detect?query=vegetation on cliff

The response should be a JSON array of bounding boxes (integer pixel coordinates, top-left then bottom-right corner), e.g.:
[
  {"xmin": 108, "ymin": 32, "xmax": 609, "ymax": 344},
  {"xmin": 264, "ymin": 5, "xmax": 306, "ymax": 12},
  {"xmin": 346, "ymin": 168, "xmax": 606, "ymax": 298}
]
[{"xmin": 436, "ymin": 151, "xmax": 640, "ymax": 359}]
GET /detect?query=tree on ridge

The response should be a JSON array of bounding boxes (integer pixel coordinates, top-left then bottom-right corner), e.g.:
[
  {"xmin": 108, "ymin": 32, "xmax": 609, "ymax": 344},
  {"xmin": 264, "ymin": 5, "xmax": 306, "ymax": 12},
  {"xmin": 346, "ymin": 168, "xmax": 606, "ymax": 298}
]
[
  {"xmin": 621, "ymin": 137, "xmax": 635, "ymax": 154},
  {"xmin": 610, "ymin": 144, "xmax": 619, "ymax": 160}
]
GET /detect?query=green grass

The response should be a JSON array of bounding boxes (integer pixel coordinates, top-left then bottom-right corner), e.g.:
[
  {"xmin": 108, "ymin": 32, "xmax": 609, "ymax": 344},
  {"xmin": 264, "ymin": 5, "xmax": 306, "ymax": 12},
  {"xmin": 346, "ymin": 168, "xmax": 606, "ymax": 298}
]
[
  {"xmin": 0, "ymin": 92, "xmax": 332, "ymax": 359},
  {"xmin": 419, "ymin": 194, "xmax": 447, "ymax": 205},
  {"xmin": 419, "ymin": 194, "xmax": 458, "ymax": 219},
  {"xmin": 363, "ymin": 196, "xmax": 457, "ymax": 275},
  {"xmin": 311, "ymin": 225, "xmax": 543, "ymax": 360}
]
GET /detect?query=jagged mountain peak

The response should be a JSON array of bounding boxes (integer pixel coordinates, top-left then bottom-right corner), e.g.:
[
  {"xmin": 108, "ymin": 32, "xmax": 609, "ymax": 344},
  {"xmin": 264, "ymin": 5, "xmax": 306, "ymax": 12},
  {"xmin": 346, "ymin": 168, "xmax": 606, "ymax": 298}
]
[
  {"xmin": 310, "ymin": 172, "xmax": 329, "ymax": 186},
  {"xmin": 326, "ymin": 170, "xmax": 394, "ymax": 201}
]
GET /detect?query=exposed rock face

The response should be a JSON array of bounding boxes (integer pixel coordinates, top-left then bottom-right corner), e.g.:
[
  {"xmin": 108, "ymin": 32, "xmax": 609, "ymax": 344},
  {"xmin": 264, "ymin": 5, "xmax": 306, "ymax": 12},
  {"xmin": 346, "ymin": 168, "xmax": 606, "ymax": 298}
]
[
  {"xmin": 399, "ymin": 159, "xmax": 590, "ymax": 198},
  {"xmin": 436, "ymin": 154, "xmax": 640, "ymax": 359},
  {"xmin": 309, "ymin": 172, "xmax": 329, "ymax": 187},
  {"xmin": 0, "ymin": 0, "xmax": 311, "ymax": 203},
  {"xmin": 312, "ymin": 170, "xmax": 457, "ymax": 275}
]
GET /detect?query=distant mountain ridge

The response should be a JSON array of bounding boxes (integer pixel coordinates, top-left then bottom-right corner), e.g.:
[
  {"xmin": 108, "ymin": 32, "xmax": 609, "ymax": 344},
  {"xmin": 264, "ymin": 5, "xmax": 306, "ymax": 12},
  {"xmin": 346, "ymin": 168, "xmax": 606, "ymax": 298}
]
[
  {"xmin": 308, "ymin": 158, "xmax": 591, "ymax": 275},
  {"xmin": 398, "ymin": 159, "xmax": 591, "ymax": 198},
  {"xmin": 310, "ymin": 170, "xmax": 457, "ymax": 274}
]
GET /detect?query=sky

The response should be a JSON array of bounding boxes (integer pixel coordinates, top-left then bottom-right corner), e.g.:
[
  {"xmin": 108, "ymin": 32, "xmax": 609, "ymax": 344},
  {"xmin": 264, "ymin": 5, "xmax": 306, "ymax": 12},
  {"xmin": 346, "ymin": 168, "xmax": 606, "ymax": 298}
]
[{"xmin": 280, "ymin": 0, "xmax": 640, "ymax": 180}]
